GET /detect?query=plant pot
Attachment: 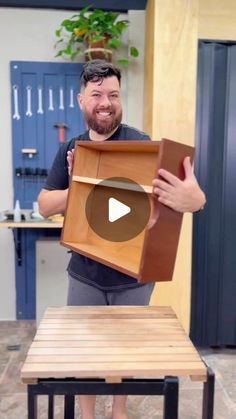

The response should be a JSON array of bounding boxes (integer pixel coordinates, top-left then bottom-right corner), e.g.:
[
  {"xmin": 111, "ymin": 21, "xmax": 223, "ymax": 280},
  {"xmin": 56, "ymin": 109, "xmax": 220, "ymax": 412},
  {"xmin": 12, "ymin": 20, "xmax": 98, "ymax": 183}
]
[
  {"xmin": 84, "ymin": 47, "xmax": 113, "ymax": 62},
  {"xmin": 84, "ymin": 38, "xmax": 113, "ymax": 62}
]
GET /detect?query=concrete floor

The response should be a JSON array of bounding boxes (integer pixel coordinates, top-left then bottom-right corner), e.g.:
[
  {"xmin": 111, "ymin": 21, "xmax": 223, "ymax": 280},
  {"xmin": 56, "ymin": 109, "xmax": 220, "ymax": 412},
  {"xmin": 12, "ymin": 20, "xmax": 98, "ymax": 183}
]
[{"xmin": 0, "ymin": 320, "xmax": 235, "ymax": 419}]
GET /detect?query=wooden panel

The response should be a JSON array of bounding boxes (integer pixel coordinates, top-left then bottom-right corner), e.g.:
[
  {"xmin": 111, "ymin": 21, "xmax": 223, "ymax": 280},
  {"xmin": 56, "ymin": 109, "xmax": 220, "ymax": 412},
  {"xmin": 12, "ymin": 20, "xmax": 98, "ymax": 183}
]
[
  {"xmin": 62, "ymin": 146, "xmax": 101, "ymax": 243},
  {"xmin": 199, "ymin": 0, "xmax": 236, "ymax": 40},
  {"xmin": 149, "ymin": 0, "xmax": 198, "ymax": 143},
  {"xmin": 61, "ymin": 183, "xmax": 91, "ymax": 243},
  {"xmin": 27, "ymin": 353, "xmax": 199, "ymax": 363},
  {"xmin": 140, "ymin": 140, "xmax": 194, "ymax": 282},
  {"xmin": 73, "ymin": 147, "xmax": 100, "ymax": 177},
  {"xmin": 98, "ymin": 151, "xmax": 158, "ymax": 184},
  {"xmin": 30, "ymin": 339, "xmax": 193, "ymax": 348},
  {"xmin": 29, "ymin": 347, "xmax": 196, "ymax": 355},
  {"xmin": 74, "ymin": 141, "xmax": 160, "ymax": 152},
  {"xmin": 143, "ymin": 0, "xmax": 155, "ymax": 136},
  {"xmin": 144, "ymin": 0, "xmax": 199, "ymax": 331},
  {"xmin": 72, "ymin": 176, "xmax": 153, "ymax": 194},
  {"xmin": 21, "ymin": 306, "xmax": 207, "ymax": 383},
  {"xmin": 44, "ymin": 305, "xmax": 175, "ymax": 313},
  {"xmin": 21, "ymin": 361, "xmax": 206, "ymax": 380},
  {"xmin": 62, "ymin": 235, "xmax": 143, "ymax": 275},
  {"xmin": 38, "ymin": 322, "xmax": 181, "ymax": 329}
]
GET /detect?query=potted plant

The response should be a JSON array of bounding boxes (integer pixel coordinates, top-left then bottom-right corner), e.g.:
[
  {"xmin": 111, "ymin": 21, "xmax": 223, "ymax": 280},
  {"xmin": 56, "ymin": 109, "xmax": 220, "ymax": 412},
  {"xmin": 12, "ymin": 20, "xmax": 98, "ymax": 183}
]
[{"xmin": 54, "ymin": 6, "xmax": 139, "ymax": 66}]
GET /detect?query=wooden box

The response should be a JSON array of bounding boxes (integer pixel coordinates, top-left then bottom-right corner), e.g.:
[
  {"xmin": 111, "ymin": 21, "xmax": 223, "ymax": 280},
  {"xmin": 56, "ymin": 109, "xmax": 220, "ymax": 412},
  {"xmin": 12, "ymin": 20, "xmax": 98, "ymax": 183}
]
[{"xmin": 61, "ymin": 139, "xmax": 194, "ymax": 283}]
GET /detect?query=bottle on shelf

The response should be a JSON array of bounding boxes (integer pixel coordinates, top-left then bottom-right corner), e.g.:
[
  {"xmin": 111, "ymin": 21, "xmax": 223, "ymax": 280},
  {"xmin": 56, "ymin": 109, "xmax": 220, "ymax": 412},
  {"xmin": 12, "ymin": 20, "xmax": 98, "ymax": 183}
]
[{"xmin": 13, "ymin": 199, "xmax": 21, "ymax": 222}]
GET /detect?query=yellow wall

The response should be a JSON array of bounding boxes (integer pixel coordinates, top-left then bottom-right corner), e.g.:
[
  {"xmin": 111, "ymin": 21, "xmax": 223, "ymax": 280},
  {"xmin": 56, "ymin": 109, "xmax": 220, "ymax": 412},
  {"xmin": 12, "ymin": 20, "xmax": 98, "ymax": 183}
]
[
  {"xmin": 199, "ymin": 0, "xmax": 236, "ymax": 40},
  {"xmin": 145, "ymin": 0, "xmax": 236, "ymax": 332},
  {"xmin": 144, "ymin": 0, "xmax": 199, "ymax": 332},
  {"xmin": 143, "ymin": 0, "xmax": 154, "ymax": 133}
]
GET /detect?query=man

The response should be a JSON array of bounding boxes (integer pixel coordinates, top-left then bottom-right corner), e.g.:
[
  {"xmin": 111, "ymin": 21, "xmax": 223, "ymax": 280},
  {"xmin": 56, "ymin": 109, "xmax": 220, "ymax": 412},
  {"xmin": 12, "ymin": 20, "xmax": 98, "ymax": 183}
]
[{"xmin": 38, "ymin": 59, "xmax": 206, "ymax": 419}]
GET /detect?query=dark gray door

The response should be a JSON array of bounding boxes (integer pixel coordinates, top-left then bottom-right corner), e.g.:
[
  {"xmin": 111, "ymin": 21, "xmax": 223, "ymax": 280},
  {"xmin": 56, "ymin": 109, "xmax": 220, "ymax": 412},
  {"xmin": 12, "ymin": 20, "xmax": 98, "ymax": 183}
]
[{"xmin": 191, "ymin": 42, "xmax": 236, "ymax": 346}]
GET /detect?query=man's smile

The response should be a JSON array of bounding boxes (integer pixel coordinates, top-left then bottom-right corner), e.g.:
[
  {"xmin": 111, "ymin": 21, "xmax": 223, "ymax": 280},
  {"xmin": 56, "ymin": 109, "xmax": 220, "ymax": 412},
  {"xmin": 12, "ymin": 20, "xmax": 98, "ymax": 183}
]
[{"xmin": 96, "ymin": 110, "xmax": 113, "ymax": 118}]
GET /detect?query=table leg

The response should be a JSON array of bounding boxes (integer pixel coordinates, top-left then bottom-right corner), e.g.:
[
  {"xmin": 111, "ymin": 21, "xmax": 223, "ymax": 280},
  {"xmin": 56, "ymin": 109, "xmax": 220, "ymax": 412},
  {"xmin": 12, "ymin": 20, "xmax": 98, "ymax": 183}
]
[
  {"xmin": 12, "ymin": 228, "xmax": 22, "ymax": 266},
  {"xmin": 163, "ymin": 376, "xmax": 179, "ymax": 419},
  {"xmin": 202, "ymin": 367, "xmax": 215, "ymax": 419},
  {"xmin": 64, "ymin": 394, "xmax": 75, "ymax": 419},
  {"xmin": 28, "ymin": 385, "xmax": 37, "ymax": 419},
  {"xmin": 48, "ymin": 395, "xmax": 54, "ymax": 419}
]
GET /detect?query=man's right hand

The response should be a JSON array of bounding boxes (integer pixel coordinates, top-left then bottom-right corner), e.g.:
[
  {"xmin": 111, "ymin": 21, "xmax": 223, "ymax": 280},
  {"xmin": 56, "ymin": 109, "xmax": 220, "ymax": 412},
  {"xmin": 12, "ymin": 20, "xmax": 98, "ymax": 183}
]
[{"xmin": 67, "ymin": 148, "xmax": 75, "ymax": 176}]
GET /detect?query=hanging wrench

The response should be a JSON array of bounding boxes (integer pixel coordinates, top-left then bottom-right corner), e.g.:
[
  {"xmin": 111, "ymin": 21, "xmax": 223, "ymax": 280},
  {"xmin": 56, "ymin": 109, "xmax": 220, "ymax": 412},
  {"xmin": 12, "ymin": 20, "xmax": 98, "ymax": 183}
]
[
  {"xmin": 26, "ymin": 86, "xmax": 33, "ymax": 117},
  {"xmin": 69, "ymin": 88, "xmax": 74, "ymax": 108},
  {"xmin": 59, "ymin": 87, "xmax": 64, "ymax": 110},
  {"xmin": 48, "ymin": 87, "xmax": 54, "ymax": 111},
  {"xmin": 37, "ymin": 86, "xmax": 43, "ymax": 114},
  {"xmin": 12, "ymin": 85, "xmax": 20, "ymax": 120}
]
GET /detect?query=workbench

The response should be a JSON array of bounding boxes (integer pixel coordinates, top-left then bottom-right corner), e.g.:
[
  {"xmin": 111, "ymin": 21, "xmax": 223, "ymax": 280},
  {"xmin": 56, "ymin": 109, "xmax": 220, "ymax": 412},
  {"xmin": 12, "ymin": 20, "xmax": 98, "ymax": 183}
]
[{"xmin": 0, "ymin": 219, "xmax": 63, "ymax": 319}]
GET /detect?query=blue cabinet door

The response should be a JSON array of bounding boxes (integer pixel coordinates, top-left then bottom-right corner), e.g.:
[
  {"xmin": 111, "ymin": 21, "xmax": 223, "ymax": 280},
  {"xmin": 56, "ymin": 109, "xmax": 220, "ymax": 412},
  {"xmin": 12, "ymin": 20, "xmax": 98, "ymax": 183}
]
[
  {"xmin": 11, "ymin": 61, "xmax": 85, "ymax": 208},
  {"xmin": 10, "ymin": 61, "xmax": 85, "ymax": 319}
]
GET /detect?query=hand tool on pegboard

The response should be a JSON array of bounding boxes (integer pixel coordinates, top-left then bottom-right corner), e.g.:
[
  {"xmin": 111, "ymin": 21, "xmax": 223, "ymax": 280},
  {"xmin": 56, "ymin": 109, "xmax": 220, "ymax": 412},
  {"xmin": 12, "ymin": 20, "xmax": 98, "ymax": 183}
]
[{"xmin": 54, "ymin": 122, "xmax": 68, "ymax": 143}]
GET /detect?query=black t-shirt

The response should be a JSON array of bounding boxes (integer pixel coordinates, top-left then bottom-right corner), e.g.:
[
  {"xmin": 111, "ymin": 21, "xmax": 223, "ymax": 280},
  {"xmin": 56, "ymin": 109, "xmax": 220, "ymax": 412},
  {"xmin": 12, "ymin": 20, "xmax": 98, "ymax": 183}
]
[{"xmin": 44, "ymin": 124, "xmax": 151, "ymax": 290}]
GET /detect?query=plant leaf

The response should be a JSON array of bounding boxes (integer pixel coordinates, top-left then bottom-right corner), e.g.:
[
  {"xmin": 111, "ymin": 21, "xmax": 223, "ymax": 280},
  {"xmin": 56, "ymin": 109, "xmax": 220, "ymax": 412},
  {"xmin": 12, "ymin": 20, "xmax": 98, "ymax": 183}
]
[
  {"xmin": 117, "ymin": 58, "xmax": 129, "ymax": 66},
  {"xmin": 107, "ymin": 38, "xmax": 121, "ymax": 49},
  {"xmin": 130, "ymin": 46, "xmax": 139, "ymax": 57}
]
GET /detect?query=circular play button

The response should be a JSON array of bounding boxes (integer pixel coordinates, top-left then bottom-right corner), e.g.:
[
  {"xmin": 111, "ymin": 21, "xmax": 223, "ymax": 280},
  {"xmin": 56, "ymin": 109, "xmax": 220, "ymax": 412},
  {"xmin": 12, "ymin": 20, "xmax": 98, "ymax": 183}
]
[{"xmin": 85, "ymin": 177, "xmax": 151, "ymax": 242}]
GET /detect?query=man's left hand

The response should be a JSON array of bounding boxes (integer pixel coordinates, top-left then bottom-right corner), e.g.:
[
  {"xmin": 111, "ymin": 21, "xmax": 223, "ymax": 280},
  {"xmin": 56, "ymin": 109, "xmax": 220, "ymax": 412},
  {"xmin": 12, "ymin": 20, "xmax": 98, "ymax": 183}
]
[{"xmin": 152, "ymin": 156, "xmax": 206, "ymax": 213}]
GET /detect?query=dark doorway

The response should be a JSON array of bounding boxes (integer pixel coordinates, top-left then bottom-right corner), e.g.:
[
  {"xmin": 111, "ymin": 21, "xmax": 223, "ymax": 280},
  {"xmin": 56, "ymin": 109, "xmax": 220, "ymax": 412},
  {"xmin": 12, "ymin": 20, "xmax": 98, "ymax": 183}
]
[{"xmin": 191, "ymin": 41, "xmax": 236, "ymax": 346}]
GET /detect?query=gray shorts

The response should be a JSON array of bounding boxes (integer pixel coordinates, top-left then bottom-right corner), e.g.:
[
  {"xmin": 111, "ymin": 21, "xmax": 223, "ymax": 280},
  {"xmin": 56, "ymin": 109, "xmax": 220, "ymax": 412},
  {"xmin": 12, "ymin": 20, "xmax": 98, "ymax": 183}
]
[{"xmin": 67, "ymin": 275, "xmax": 155, "ymax": 306}]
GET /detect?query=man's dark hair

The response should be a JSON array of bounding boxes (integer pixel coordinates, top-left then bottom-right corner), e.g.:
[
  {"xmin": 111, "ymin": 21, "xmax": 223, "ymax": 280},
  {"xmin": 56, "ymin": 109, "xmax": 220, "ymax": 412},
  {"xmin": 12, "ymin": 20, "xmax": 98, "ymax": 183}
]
[{"xmin": 80, "ymin": 59, "xmax": 121, "ymax": 89}]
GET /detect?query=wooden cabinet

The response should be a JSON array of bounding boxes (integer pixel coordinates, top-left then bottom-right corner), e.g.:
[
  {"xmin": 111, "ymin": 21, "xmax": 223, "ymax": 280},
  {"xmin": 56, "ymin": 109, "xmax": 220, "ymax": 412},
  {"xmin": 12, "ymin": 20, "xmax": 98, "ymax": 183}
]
[{"xmin": 61, "ymin": 139, "xmax": 194, "ymax": 283}]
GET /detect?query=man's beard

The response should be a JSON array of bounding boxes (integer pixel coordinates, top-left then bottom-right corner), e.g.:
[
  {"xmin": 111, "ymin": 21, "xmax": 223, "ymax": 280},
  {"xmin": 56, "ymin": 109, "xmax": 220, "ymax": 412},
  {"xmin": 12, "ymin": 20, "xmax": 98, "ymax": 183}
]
[{"xmin": 84, "ymin": 108, "xmax": 122, "ymax": 135}]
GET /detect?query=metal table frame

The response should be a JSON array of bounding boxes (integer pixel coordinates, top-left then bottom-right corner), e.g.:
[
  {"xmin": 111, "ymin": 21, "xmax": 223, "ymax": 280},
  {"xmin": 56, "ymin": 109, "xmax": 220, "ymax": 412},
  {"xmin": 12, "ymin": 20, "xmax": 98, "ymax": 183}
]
[{"xmin": 27, "ymin": 367, "xmax": 215, "ymax": 419}]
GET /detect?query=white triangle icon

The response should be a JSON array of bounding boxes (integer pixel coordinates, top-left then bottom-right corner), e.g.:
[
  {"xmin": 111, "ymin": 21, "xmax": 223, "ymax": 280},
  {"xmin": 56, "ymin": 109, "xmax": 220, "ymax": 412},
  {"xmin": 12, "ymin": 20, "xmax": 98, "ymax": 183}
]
[{"xmin": 108, "ymin": 198, "xmax": 131, "ymax": 223}]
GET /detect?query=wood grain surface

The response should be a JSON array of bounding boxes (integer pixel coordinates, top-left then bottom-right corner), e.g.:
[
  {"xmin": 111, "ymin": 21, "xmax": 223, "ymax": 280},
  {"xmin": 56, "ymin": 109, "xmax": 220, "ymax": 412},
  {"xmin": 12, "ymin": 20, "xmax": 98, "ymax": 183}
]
[{"xmin": 21, "ymin": 306, "xmax": 207, "ymax": 383}]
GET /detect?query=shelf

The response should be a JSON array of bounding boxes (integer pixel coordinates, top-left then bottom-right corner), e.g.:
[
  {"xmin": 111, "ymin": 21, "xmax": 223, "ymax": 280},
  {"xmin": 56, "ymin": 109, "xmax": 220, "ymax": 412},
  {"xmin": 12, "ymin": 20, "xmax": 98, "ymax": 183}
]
[
  {"xmin": 72, "ymin": 176, "xmax": 153, "ymax": 194},
  {"xmin": 62, "ymin": 238, "xmax": 142, "ymax": 276}
]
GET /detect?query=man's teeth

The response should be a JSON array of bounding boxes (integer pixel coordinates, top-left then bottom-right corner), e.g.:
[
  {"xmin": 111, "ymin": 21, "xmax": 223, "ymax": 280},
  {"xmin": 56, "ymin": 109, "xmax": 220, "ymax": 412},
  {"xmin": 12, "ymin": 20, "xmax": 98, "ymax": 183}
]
[{"xmin": 97, "ymin": 111, "xmax": 111, "ymax": 115}]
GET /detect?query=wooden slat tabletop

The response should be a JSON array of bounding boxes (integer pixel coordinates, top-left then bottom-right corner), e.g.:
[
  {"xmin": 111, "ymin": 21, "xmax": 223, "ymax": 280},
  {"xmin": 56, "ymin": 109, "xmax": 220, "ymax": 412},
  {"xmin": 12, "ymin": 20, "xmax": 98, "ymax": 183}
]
[{"xmin": 21, "ymin": 306, "xmax": 207, "ymax": 383}]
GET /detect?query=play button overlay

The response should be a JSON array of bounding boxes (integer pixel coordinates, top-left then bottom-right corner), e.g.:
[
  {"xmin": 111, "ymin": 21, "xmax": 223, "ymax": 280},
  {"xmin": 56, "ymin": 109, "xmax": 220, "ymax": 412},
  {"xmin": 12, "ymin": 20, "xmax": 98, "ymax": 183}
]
[
  {"xmin": 109, "ymin": 198, "xmax": 131, "ymax": 222},
  {"xmin": 85, "ymin": 177, "xmax": 151, "ymax": 242}
]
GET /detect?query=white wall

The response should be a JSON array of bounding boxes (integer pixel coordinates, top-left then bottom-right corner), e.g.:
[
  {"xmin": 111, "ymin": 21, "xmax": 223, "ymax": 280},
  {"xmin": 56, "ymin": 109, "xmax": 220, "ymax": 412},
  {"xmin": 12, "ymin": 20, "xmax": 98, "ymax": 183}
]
[
  {"xmin": 36, "ymin": 239, "xmax": 70, "ymax": 323},
  {"xmin": 0, "ymin": 8, "xmax": 145, "ymax": 319}
]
